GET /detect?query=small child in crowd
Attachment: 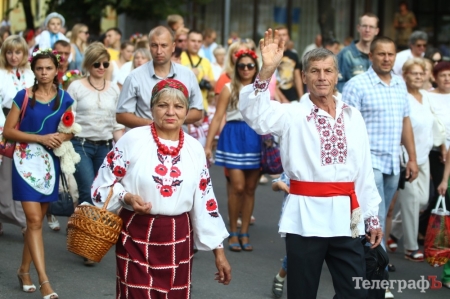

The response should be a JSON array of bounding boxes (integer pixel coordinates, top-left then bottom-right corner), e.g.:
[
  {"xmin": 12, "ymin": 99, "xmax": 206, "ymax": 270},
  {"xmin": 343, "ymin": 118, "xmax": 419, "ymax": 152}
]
[
  {"xmin": 271, "ymin": 172, "xmax": 290, "ymax": 298},
  {"xmin": 38, "ymin": 12, "xmax": 69, "ymax": 49}
]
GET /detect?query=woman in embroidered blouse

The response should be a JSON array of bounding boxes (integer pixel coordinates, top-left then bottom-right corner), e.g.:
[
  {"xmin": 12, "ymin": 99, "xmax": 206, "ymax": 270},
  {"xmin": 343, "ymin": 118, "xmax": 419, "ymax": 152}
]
[
  {"xmin": 91, "ymin": 79, "xmax": 231, "ymax": 298},
  {"xmin": 3, "ymin": 49, "xmax": 74, "ymax": 299},
  {"xmin": 67, "ymin": 42, "xmax": 124, "ymax": 220},
  {"xmin": 205, "ymin": 49, "xmax": 261, "ymax": 252},
  {"xmin": 68, "ymin": 23, "xmax": 89, "ymax": 71},
  {"xmin": 0, "ymin": 35, "xmax": 35, "ymax": 236}
]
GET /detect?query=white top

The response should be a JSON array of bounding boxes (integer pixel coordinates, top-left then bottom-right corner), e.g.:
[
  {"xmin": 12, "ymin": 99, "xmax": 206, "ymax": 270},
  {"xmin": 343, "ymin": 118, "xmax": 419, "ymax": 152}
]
[
  {"xmin": 38, "ymin": 30, "xmax": 69, "ymax": 49},
  {"xmin": 225, "ymin": 83, "xmax": 244, "ymax": 122},
  {"xmin": 212, "ymin": 62, "xmax": 223, "ymax": 81},
  {"xmin": 91, "ymin": 126, "xmax": 229, "ymax": 250},
  {"xmin": 393, "ymin": 49, "xmax": 425, "ymax": 76},
  {"xmin": 0, "ymin": 68, "xmax": 35, "ymax": 110},
  {"xmin": 239, "ymin": 86, "xmax": 381, "ymax": 237},
  {"xmin": 67, "ymin": 80, "xmax": 124, "ymax": 140},
  {"xmin": 116, "ymin": 61, "xmax": 133, "ymax": 85},
  {"xmin": 427, "ymin": 91, "xmax": 450, "ymax": 148},
  {"xmin": 405, "ymin": 91, "xmax": 434, "ymax": 164}
]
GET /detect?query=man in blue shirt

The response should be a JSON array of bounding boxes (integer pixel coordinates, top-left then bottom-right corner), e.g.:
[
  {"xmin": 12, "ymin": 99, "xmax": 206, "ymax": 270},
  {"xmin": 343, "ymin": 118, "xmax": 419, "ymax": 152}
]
[{"xmin": 337, "ymin": 13, "xmax": 379, "ymax": 92}]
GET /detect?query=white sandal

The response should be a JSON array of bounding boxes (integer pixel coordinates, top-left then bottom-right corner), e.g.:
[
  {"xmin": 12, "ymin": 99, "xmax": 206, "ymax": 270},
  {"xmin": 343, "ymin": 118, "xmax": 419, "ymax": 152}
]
[
  {"xmin": 17, "ymin": 272, "xmax": 36, "ymax": 293},
  {"xmin": 40, "ymin": 281, "xmax": 58, "ymax": 299},
  {"xmin": 47, "ymin": 215, "xmax": 60, "ymax": 231}
]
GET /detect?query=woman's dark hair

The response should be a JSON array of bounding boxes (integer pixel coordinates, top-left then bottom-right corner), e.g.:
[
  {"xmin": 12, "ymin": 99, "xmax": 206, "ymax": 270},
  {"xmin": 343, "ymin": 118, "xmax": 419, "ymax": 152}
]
[
  {"xmin": 30, "ymin": 52, "xmax": 60, "ymax": 110},
  {"xmin": 425, "ymin": 47, "xmax": 443, "ymax": 63}
]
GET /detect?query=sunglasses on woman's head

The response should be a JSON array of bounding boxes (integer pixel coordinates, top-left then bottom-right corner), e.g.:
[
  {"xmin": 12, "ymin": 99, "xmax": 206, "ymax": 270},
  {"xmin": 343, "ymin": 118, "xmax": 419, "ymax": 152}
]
[
  {"xmin": 237, "ymin": 63, "xmax": 256, "ymax": 70},
  {"xmin": 93, "ymin": 62, "xmax": 110, "ymax": 69}
]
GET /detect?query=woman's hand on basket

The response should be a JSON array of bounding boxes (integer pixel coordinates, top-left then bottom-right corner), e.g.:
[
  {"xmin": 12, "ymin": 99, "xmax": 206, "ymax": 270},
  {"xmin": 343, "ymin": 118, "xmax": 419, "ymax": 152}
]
[
  {"xmin": 39, "ymin": 133, "xmax": 63, "ymax": 149},
  {"xmin": 124, "ymin": 193, "xmax": 152, "ymax": 214}
]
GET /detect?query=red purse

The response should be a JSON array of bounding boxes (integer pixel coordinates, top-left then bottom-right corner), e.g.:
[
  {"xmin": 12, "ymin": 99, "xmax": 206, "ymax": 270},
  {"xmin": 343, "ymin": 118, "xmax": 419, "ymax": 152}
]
[{"xmin": 0, "ymin": 90, "xmax": 29, "ymax": 158}]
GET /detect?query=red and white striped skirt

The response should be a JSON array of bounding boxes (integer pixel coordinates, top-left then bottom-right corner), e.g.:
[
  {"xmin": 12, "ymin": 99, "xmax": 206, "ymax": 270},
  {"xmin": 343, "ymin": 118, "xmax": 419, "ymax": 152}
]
[{"xmin": 116, "ymin": 209, "xmax": 193, "ymax": 299}]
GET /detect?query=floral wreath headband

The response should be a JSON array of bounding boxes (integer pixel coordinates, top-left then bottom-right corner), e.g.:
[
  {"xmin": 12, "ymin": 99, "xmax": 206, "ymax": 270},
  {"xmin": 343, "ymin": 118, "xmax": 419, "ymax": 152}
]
[
  {"xmin": 234, "ymin": 49, "xmax": 258, "ymax": 60},
  {"xmin": 28, "ymin": 48, "xmax": 63, "ymax": 64}
]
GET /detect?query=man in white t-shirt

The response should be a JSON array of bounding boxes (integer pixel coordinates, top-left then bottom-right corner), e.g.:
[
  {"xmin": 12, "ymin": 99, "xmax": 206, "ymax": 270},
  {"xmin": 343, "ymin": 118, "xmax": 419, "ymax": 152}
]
[{"xmin": 393, "ymin": 31, "xmax": 427, "ymax": 76}]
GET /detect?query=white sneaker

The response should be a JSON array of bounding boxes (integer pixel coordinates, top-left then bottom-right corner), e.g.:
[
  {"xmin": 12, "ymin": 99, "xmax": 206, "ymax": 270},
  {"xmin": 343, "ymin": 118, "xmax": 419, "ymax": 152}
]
[{"xmin": 385, "ymin": 289, "xmax": 394, "ymax": 298}]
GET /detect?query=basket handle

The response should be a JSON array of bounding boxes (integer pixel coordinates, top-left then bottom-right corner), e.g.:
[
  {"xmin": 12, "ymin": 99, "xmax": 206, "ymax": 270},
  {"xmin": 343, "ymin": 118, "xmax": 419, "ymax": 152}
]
[{"xmin": 101, "ymin": 187, "xmax": 114, "ymax": 211}]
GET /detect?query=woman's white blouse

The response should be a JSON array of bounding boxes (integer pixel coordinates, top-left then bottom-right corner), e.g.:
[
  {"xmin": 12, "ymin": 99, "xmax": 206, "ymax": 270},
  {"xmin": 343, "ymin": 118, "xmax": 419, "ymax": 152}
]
[
  {"xmin": 0, "ymin": 68, "xmax": 35, "ymax": 110},
  {"xmin": 239, "ymin": 86, "xmax": 381, "ymax": 238},
  {"xmin": 67, "ymin": 80, "xmax": 124, "ymax": 141},
  {"xmin": 427, "ymin": 91, "xmax": 450, "ymax": 149},
  {"xmin": 407, "ymin": 90, "xmax": 434, "ymax": 164},
  {"xmin": 91, "ymin": 126, "xmax": 229, "ymax": 250}
]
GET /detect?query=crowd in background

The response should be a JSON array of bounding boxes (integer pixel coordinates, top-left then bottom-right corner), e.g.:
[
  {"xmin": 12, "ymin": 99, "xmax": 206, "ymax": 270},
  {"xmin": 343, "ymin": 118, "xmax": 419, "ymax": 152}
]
[{"xmin": 0, "ymin": 0, "xmax": 450, "ymax": 298}]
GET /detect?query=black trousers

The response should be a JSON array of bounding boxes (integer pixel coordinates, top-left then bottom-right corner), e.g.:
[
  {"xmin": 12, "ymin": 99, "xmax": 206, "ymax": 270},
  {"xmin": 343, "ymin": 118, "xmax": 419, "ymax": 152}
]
[
  {"xmin": 286, "ymin": 234, "xmax": 368, "ymax": 299},
  {"xmin": 419, "ymin": 151, "xmax": 450, "ymax": 235}
]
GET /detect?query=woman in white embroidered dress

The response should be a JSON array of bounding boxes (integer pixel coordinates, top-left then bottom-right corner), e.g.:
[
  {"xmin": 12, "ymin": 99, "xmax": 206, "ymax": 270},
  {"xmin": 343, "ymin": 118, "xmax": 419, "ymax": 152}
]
[
  {"xmin": 91, "ymin": 79, "xmax": 231, "ymax": 299},
  {"xmin": 0, "ymin": 35, "xmax": 35, "ymax": 235}
]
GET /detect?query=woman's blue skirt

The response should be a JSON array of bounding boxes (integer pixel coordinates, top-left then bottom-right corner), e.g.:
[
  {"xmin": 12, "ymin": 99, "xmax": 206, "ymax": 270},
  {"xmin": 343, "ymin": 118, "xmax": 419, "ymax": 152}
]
[{"xmin": 215, "ymin": 121, "xmax": 261, "ymax": 170}]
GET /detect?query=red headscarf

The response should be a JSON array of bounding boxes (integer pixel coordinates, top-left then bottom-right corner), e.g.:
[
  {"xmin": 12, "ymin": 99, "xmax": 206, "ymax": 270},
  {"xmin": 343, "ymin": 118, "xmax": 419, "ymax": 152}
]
[{"xmin": 151, "ymin": 79, "xmax": 189, "ymax": 107}]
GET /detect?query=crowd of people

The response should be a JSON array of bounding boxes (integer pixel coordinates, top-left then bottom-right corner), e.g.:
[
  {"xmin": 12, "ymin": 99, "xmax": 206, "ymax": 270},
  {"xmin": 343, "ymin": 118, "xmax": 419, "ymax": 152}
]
[{"xmin": 0, "ymin": 2, "xmax": 449, "ymax": 298}]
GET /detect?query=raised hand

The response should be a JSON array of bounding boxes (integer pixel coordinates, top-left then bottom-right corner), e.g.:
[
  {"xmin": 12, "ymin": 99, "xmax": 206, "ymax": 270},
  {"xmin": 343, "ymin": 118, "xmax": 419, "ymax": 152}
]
[{"xmin": 259, "ymin": 29, "xmax": 285, "ymax": 80}]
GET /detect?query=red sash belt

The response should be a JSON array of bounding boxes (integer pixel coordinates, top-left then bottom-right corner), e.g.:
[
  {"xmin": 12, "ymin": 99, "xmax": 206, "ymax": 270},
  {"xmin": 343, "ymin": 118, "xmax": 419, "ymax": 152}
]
[{"xmin": 289, "ymin": 180, "xmax": 361, "ymax": 237}]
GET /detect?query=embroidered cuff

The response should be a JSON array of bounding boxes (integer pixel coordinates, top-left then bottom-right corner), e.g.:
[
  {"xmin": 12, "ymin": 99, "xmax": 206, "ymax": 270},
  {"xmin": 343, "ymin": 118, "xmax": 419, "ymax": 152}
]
[
  {"xmin": 253, "ymin": 74, "xmax": 271, "ymax": 93},
  {"xmin": 119, "ymin": 191, "xmax": 127, "ymax": 204},
  {"xmin": 364, "ymin": 215, "xmax": 381, "ymax": 233}
]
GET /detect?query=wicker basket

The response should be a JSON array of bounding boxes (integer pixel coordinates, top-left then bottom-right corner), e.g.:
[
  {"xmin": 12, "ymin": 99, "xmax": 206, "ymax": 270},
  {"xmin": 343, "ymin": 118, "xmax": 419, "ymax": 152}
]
[{"xmin": 67, "ymin": 188, "xmax": 123, "ymax": 262}]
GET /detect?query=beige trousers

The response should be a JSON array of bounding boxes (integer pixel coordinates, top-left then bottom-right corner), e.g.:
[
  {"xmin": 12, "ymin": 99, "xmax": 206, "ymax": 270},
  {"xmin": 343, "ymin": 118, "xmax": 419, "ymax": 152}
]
[{"xmin": 391, "ymin": 160, "xmax": 430, "ymax": 251}]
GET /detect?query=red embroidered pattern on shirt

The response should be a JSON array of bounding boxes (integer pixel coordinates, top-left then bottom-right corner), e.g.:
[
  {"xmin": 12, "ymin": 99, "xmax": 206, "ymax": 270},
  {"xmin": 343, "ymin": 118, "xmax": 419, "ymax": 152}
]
[
  {"xmin": 309, "ymin": 104, "xmax": 348, "ymax": 166},
  {"xmin": 152, "ymin": 152, "xmax": 183, "ymax": 198}
]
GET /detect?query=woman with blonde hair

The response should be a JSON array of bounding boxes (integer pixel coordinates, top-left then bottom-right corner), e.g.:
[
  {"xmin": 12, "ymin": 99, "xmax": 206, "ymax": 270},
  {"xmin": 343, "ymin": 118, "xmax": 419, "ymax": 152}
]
[
  {"xmin": 116, "ymin": 47, "xmax": 151, "ymax": 88},
  {"xmin": 69, "ymin": 23, "xmax": 89, "ymax": 71},
  {"xmin": 0, "ymin": 35, "xmax": 35, "ymax": 236},
  {"xmin": 110, "ymin": 41, "xmax": 134, "ymax": 83},
  {"xmin": 67, "ymin": 43, "xmax": 124, "ymax": 265}
]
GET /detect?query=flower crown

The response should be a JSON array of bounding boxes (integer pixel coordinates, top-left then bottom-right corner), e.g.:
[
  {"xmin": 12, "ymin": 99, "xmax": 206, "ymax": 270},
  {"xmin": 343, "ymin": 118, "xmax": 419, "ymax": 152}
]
[
  {"xmin": 234, "ymin": 49, "xmax": 258, "ymax": 60},
  {"xmin": 130, "ymin": 33, "xmax": 143, "ymax": 44},
  {"xmin": 62, "ymin": 70, "xmax": 81, "ymax": 82},
  {"xmin": 28, "ymin": 48, "xmax": 63, "ymax": 64}
]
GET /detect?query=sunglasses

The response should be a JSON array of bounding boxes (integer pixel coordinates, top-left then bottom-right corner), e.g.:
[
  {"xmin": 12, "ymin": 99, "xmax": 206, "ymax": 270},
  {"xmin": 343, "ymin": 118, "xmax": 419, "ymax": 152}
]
[
  {"xmin": 415, "ymin": 43, "xmax": 427, "ymax": 48},
  {"xmin": 177, "ymin": 39, "xmax": 186, "ymax": 43},
  {"xmin": 237, "ymin": 63, "xmax": 256, "ymax": 70},
  {"xmin": 92, "ymin": 62, "xmax": 110, "ymax": 69}
]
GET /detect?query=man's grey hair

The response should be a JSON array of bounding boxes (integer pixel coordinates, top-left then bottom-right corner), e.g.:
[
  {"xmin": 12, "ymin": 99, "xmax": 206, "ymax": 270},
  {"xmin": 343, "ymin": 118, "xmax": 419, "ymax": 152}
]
[
  {"xmin": 302, "ymin": 48, "xmax": 338, "ymax": 72},
  {"xmin": 409, "ymin": 31, "xmax": 428, "ymax": 45}
]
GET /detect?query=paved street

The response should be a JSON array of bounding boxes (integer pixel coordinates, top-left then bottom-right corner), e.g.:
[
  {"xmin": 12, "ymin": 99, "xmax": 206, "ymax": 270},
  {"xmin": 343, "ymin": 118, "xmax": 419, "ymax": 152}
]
[{"xmin": 0, "ymin": 165, "xmax": 448, "ymax": 298}]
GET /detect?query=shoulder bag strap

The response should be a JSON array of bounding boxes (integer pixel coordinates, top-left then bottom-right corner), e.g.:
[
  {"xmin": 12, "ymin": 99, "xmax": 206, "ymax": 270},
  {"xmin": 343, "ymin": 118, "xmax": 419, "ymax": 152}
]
[
  {"xmin": 185, "ymin": 51, "xmax": 202, "ymax": 68},
  {"xmin": 61, "ymin": 173, "xmax": 69, "ymax": 193},
  {"xmin": 17, "ymin": 90, "xmax": 29, "ymax": 126}
]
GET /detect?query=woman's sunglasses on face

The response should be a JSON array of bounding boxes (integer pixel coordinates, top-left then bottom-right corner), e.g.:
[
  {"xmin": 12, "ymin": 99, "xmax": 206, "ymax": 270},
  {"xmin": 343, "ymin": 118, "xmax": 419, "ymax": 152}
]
[
  {"xmin": 237, "ymin": 63, "xmax": 256, "ymax": 70},
  {"xmin": 93, "ymin": 62, "xmax": 110, "ymax": 69}
]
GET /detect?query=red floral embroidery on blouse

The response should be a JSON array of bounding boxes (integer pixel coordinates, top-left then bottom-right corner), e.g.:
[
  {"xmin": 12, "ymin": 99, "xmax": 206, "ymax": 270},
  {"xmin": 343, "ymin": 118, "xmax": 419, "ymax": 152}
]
[
  {"xmin": 113, "ymin": 165, "xmax": 126, "ymax": 177},
  {"xmin": 170, "ymin": 166, "xmax": 181, "ymax": 178},
  {"xmin": 155, "ymin": 164, "xmax": 168, "ymax": 176},
  {"xmin": 206, "ymin": 199, "xmax": 217, "ymax": 211},
  {"xmin": 160, "ymin": 185, "xmax": 174, "ymax": 197},
  {"xmin": 308, "ymin": 104, "xmax": 349, "ymax": 166},
  {"xmin": 199, "ymin": 178, "xmax": 209, "ymax": 191}
]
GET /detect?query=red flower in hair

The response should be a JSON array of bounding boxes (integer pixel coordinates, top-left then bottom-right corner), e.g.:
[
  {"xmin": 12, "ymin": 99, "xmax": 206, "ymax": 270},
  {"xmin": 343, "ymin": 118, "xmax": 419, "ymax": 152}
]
[
  {"xmin": 61, "ymin": 111, "xmax": 74, "ymax": 127},
  {"xmin": 234, "ymin": 49, "xmax": 258, "ymax": 60}
]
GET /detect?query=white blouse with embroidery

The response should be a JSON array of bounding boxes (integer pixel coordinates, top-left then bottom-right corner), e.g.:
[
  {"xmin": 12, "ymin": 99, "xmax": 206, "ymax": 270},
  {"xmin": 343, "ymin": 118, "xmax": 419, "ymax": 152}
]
[
  {"xmin": 91, "ymin": 126, "xmax": 228, "ymax": 250},
  {"xmin": 0, "ymin": 68, "xmax": 35, "ymax": 110},
  {"xmin": 239, "ymin": 86, "xmax": 381, "ymax": 238}
]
